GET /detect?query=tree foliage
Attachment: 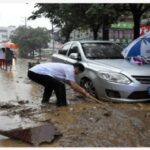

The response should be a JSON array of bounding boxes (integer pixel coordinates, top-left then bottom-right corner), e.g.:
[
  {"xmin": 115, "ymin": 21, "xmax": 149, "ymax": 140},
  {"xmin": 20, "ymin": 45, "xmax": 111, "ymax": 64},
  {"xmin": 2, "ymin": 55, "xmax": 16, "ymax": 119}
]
[
  {"xmin": 29, "ymin": 4, "xmax": 122, "ymax": 41},
  {"xmin": 129, "ymin": 4, "xmax": 150, "ymax": 39},
  {"xmin": 29, "ymin": 4, "xmax": 89, "ymax": 42},
  {"xmin": 115, "ymin": 4, "xmax": 150, "ymax": 39},
  {"xmin": 85, "ymin": 4, "xmax": 121, "ymax": 40},
  {"xmin": 10, "ymin": 26, "xmax": 51, "ymax": 58},
  {"xmin": 29, "ymin": 3, "xmax": 150, "ymax": 41}
]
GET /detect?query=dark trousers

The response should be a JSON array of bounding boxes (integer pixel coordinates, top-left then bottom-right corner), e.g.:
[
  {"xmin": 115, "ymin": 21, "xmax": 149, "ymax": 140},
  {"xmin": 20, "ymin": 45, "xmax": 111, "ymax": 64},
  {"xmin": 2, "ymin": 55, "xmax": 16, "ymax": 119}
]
[{"xmin": 28, "ymin": 70, "xmax": 67, "ymax": 106}]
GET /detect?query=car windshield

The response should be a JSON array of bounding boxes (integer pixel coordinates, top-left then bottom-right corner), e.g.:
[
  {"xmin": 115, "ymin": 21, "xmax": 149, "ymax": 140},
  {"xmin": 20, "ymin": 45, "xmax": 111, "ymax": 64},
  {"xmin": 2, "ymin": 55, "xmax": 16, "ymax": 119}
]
[{"xmin": 82, "ymin": 42, "xmax": 124, "ymax": 59}]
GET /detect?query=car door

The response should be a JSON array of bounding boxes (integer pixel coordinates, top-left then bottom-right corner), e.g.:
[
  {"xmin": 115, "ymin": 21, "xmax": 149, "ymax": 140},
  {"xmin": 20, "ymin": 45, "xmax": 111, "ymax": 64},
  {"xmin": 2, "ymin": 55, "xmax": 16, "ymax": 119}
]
[{"xmin": 52, "ymin": 42, "xmax": 72, "ymax": 63}]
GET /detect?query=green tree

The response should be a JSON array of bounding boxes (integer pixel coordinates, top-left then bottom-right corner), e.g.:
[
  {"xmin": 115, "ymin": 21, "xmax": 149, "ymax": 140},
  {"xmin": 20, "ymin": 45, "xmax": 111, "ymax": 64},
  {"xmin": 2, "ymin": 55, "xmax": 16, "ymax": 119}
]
[
  {"xmin": 84, "ymin": 4, "xmax": 120, "ymax": 40},
  {"xmin": 29, "ymin": 4, "xmax": 121, "ymax": 41},
  {"xmin": 58, "ymin": 4, "xmax": 91, "ymax": 42},
  {"xmin": 79, "ymin": 4, "xmax": 102, "ymax": 40},
  {"xmin": 129, "ymin": 4, "xmax": 150, "ymax": 39},
  {"xmin": 116, "ymin": 4, "xmax": 150, "ymax": 39},
  {"xmin": 30, "ymin": 4, "xmax": 150, "ymax": 41},
  {"xmin": 10, "ymin": 26, "xmax": 50, "ymax": 58},
  {"xmin": 29, "ymin": 4, "xmax": 90, "ymax": 42}
]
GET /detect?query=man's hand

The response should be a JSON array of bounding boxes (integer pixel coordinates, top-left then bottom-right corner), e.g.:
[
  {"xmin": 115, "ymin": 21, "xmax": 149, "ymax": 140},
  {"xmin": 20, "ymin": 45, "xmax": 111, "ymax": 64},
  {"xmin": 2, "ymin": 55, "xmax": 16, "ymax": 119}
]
[
  {"xmin": 69, "ymin": 80, "xmax": 90, "ymax": 96},
  {"xmin": 68, "ymin": 80, "xmax": 103, "ymax": 104}
]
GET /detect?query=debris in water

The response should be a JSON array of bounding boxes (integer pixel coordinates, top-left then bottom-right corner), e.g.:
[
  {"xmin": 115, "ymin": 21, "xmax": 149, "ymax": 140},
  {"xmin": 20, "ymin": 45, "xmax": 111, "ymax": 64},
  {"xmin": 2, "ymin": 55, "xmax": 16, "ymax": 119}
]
[
  {"xmin": 18, "ymin": 100, "xmax": 29, "ymax": 105},
  {"xmin": 0, "ymin": 123, "xmax": 61, "ymax": 146},
  {"xmin": 69, "ymin": 108, "xmax": 73, "ymax": 111},
  {"xmin": 103, "ymin": 110, "xmax": 112, "ymax": 117},
  {"xmin": 0, "ymin": 102, "xmax": 18, "ymax": 109},
  {"xmin": 144, "ymin": 112, "xmax": 150, "ymax": 118}
]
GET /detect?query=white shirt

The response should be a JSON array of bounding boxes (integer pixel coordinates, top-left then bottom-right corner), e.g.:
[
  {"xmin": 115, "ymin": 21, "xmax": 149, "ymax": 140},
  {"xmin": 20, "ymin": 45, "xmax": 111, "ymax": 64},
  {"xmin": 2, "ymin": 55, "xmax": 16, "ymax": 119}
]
[
  {"xmin": 29, "ymin": 62, "xmax": 75, "ymax": 82},
  {"xmin": 0, "ymin": 49, "xmax": 5, "ymax": 59}
]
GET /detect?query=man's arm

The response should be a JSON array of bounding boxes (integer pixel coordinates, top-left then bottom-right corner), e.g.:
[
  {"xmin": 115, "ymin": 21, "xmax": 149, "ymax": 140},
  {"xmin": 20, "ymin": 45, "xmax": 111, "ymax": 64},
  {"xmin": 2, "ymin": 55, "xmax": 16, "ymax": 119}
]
[
  {"xmin": 69, "ymin": 80, "xmax": 88, "ymax": 95},
  {"xmin": 67, "ymin": 80, "xmax": 96, "ymax": 100}
]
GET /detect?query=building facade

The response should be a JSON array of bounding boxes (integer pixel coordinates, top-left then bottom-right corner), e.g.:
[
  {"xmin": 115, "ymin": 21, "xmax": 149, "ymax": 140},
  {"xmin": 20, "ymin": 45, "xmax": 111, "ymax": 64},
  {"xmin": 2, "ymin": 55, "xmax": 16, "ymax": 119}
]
[
  {"xmin": 0, "ymin": 26, "xmax": 16, "ymax": 43},
  {"xmin": 69, "ymin": 21, "xmax": 134, "ymax": 44}
]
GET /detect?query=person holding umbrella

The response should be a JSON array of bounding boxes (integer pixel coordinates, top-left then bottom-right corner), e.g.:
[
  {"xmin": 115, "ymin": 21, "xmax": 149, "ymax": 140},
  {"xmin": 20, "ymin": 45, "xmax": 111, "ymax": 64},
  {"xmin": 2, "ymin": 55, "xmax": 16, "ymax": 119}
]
[
  {"xmin": 0, "ymin": 47, "xmax": 6, "ymax": 69},
  {"xmin": 1, "ymin": 42, "xmax": 18, "ymax": 70},
  {"xmin": 122, "ymin": 31, "xmax": 150, "ymax": 65},
  {"xmin": 5, "ymin": 47, "xmax": 14, "ymax": 71}
]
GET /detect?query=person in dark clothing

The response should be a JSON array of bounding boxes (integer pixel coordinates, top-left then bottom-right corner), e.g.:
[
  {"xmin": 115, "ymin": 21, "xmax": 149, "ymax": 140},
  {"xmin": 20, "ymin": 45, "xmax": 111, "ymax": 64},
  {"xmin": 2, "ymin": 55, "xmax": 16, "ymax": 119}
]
[
  {"xmin": 5, "ymin": 48, "xmax": 13, "ymax": 71},
  {"xmin": 28, "ymin": 62, "xmax": 95, "ymax": 107},
  {"xmin": 0, "ymin": 48, "xmax": 6, "ymax": 69}
]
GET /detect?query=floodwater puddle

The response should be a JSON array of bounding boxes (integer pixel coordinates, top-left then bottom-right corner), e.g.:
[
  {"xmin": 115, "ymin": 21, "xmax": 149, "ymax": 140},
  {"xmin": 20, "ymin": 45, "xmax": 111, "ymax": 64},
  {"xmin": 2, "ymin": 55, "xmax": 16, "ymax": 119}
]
[{"xmin": 0, "ymin": 114, "xmax": 43, "ymax": 131}]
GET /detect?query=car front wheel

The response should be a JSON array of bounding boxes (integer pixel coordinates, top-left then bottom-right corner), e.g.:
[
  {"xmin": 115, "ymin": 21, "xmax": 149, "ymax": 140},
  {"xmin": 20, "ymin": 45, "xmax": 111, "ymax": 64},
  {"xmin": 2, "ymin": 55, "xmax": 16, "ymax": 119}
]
[{"xmin": 80, "ymin": 78, "xmax": 97, "ymax": 98}]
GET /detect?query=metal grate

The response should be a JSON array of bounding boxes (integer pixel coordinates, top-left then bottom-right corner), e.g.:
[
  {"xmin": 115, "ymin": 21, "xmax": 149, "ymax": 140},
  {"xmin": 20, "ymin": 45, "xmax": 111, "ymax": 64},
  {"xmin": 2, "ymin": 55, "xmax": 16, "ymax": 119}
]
[
  {"xmin": 128, "ymin": 91, "xmax": 150, "ymax": 99},
  {"xmin": 132, "ymin": 76, "xmax": 150, "ymax": 84}
]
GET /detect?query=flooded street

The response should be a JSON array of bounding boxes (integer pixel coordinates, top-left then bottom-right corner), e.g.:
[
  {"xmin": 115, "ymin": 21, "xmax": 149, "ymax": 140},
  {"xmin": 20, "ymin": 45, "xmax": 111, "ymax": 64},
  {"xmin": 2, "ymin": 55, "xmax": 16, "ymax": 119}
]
[
  {"xmin": 0, "ymin": 58, "xmax": 150, "ymax": 147},
  {"xmin": 0, "ymin": 59, "xmax": 42, "ymax": 102}
]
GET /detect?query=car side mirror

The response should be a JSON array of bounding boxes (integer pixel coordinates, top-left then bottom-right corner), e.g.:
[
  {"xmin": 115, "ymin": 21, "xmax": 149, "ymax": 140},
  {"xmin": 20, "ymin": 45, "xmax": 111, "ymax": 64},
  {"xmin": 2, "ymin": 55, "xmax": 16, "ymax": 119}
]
[{"xmin": 69, "ymin": 53, "xmax": 81, "ymax": 60}]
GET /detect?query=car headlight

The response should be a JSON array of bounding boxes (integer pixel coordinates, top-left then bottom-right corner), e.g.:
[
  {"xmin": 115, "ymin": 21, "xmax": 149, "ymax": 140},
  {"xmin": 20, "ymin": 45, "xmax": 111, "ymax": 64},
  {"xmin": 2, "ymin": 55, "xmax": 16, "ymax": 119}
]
[{"xmin": 98, "ymin": 71, "xmax": 132, "ymax": 84}]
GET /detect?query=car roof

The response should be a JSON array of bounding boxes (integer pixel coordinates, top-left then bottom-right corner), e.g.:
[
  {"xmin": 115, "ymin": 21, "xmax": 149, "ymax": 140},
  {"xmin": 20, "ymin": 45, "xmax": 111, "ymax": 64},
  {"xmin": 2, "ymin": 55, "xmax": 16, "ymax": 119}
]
[{"xmin": 67, "ymin": 40, "xmax": 114, "ymax": 44}]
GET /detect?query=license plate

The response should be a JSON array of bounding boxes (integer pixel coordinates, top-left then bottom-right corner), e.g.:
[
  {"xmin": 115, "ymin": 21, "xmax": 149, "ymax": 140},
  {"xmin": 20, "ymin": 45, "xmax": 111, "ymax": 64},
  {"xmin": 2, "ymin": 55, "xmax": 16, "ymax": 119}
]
[{"xmin": 148, "ymin": 87, "xmax": 150, "ymax": 95}]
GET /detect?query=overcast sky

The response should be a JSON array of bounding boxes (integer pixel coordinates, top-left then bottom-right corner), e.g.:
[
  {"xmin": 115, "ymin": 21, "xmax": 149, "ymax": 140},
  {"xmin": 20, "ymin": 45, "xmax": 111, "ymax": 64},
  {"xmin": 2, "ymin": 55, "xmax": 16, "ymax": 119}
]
[{"xmin": 0, "ymin": 2, "xmax": 52, "ymax": 29}]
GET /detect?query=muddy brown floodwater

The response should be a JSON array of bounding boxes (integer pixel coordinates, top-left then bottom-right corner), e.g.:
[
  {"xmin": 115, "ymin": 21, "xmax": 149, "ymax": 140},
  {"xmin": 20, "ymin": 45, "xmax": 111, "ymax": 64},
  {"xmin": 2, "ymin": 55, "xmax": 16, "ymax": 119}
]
[{"xmin": 0, "ymin": 58, "xmax": 150, "ymax": 147}]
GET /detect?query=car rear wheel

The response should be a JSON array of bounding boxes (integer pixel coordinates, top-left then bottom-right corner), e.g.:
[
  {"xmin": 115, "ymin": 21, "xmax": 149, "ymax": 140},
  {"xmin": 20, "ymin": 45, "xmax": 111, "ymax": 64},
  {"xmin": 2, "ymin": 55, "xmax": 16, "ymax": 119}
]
[{"xmin": 80, "ymin": 78, "xmax": 97, "ymax": 98}]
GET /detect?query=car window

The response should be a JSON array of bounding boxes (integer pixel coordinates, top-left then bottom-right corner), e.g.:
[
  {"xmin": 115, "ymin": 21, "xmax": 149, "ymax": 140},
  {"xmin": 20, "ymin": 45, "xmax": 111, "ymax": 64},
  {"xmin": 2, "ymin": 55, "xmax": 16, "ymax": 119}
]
[
  {"xmin": 82, "ymin": 43, "xmax": 123, "ymax": 59},
  {"xmin": 67, "ymin": 44, "xmax": 81, "ymax": 60},
  {"xmin": 68, "ymin": 45, "xmax": 79, "ymax": 56},
  {"xmin": 58, "ymin": 43, "xmax": 71, "ymax": 55}
]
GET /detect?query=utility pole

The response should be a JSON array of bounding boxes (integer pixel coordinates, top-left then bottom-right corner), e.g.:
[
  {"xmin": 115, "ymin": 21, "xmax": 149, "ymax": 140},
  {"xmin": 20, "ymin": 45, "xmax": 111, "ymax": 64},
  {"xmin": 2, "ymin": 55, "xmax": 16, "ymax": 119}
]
[
  {"xmin": 25, "ymin": 2, "xmax": 28, "ymax": 27},
  {"xmin": 51, "ymin": 21, "xmax": 55, "ymax": 53},
  {"xmin": 25, "ymin": 17, "xmax": 27, "ymax": 27}
]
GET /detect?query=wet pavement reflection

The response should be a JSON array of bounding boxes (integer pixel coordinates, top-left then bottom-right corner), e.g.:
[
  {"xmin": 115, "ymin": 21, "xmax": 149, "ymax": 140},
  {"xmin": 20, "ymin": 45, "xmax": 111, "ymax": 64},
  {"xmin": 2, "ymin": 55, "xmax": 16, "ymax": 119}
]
[
  {"xmin": 0, "ymin": 58, "xmax": 150, "ymax": 147},
  {"xmin": 0, "ymin": 59, "xmax": 42, "ymax": 102}
]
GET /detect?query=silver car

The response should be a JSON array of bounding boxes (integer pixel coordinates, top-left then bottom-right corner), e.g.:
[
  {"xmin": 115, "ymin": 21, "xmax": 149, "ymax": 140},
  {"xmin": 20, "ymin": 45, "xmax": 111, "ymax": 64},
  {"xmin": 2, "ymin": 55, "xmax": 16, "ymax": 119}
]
[{"xmin": 52, "ymin": 40, "xmax": 150, "ymax": 102}]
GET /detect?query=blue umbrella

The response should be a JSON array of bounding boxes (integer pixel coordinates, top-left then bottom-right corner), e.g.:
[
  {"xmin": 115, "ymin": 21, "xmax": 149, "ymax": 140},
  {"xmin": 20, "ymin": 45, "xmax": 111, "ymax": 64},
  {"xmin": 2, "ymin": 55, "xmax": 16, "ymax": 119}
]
[{"xmin": 122, "ymin": 31, "xmax": 150, "ymax": 58}]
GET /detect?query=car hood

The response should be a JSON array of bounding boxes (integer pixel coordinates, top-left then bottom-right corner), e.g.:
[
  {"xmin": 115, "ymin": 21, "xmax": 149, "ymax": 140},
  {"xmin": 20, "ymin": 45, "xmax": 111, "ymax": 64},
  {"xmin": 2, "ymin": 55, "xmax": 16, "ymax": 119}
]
[{"xmin": 87, "ymin": 59, "xmax": 150, "ymax": 76}]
